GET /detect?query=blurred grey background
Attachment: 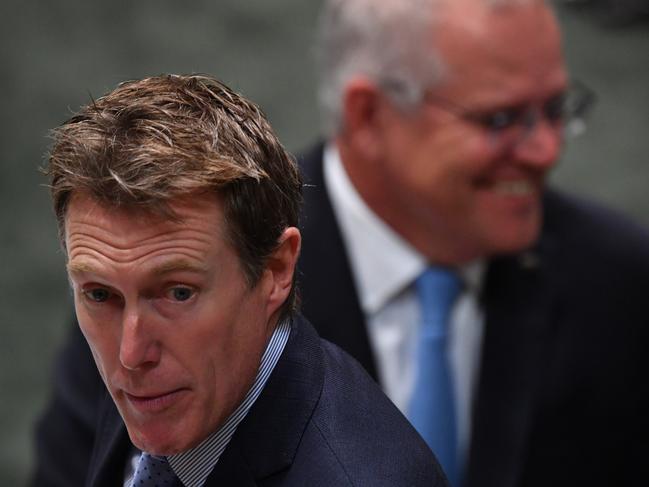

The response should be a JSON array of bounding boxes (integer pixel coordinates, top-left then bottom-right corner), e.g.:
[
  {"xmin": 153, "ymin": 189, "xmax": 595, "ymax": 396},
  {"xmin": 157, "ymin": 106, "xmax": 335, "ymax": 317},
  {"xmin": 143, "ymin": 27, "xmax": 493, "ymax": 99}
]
[{"xmin": 0, "ymin": 0, "xmax": 647, "ymax": 484}]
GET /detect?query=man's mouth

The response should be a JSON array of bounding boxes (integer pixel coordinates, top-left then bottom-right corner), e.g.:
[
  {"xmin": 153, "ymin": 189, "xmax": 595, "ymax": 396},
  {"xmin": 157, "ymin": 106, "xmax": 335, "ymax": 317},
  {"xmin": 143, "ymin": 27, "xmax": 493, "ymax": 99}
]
[
  {"xmin": 123, "ymin": 388, "xmax": 189, "ymax": 414},
  {"xmin": 492, "ymin": 180, "xmax": 536, "ymax": 196}
]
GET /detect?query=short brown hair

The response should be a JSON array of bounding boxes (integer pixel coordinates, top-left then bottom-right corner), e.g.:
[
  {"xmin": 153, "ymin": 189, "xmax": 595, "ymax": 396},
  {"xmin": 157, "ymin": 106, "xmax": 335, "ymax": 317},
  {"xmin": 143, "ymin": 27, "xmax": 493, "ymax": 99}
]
[{"xmin": 47, "ymin": 74, "xmax": 302, "ymax": 317}]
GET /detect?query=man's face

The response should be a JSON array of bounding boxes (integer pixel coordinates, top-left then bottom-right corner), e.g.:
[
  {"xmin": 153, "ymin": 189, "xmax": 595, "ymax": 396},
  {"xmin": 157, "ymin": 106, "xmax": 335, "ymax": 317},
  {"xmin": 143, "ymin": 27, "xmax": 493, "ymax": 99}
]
[
  {"xmin": 65, "ymin": 193, "xmax": 277, "ymax": 455},
  {"xmin": 366, "ymin": 2, "xmax": 567, "ymax": 263}
]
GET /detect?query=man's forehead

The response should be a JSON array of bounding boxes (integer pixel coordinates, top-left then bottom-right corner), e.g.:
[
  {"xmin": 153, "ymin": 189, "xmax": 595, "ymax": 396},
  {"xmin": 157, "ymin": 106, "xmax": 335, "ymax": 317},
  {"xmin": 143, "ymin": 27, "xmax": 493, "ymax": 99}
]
[
  {"xmin": 432, "ymin": 0, "xmax": 566, "ymax": 102},
  {"xmin": 437, "ymin": 3, "xmax": 560, "ymax": 58},
  {"xmin": 66, "ymin": 191, "xmax": 220, "ymax": 224},
  {"xmin": 64, "ymin": 192, "xmax": 225, "ymax": 250}
]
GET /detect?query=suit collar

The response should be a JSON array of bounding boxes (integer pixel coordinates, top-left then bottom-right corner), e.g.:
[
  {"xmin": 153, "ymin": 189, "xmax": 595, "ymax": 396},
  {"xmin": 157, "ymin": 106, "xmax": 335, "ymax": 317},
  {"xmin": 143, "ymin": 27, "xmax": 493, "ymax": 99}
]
[
  {"xmin": 205, "ymin": 315, "xmax": 324, "ymax": 484},
  {"xmin": 297, "ymin": 142, "xmax": 378, "ymax": 378}
]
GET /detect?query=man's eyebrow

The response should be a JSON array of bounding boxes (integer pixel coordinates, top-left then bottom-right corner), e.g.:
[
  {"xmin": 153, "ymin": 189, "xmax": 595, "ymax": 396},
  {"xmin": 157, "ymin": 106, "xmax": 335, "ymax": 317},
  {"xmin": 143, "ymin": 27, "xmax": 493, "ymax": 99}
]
[
  {"xmin": 152, "ymin": 259, "xmax": 209, "ymax": 276},
  {"xmin": 66, "ymin": 260, "xmax": 208, "ymax": 276},
  {"xmin": 67, "ymin": 261, "xmax": 99, "ymax": 274}
]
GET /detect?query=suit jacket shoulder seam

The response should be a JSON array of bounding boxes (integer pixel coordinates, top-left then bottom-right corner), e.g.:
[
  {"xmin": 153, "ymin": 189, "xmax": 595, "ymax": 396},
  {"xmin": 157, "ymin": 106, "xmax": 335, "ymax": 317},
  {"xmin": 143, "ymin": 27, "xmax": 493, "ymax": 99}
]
[{"xmin": 311, "ymin": 419, "xmax": 355, "ymax": 486}]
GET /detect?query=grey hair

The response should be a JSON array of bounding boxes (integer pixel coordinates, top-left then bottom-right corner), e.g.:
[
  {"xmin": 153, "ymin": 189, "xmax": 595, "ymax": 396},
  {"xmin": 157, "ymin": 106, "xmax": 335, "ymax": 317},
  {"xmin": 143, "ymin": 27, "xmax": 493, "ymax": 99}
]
[{"xmin": 315, "ymin": 0, "xmax": 542, "ymax": 136}]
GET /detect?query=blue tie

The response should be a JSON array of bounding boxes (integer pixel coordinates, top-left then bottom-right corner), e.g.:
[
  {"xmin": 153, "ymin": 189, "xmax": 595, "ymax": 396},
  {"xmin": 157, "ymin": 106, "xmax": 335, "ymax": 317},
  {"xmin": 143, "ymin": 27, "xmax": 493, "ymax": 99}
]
[
  {"xmin": 409, "ymin": 267, "xmax": 461, "ymax": 486},
  {"xmin": 130, "ymin": 452, "xmax": 179, "ymax": 487}
]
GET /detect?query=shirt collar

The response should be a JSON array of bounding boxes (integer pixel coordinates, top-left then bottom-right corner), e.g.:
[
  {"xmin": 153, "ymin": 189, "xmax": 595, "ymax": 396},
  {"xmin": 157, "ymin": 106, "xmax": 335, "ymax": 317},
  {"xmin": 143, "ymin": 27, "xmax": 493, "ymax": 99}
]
[
  {"xmin": 165, "ymin": 319, "xmax": 291, "ymax": 487},
  {"xmin": 324, "ymin": 143, "xmax": 486, "ymax": 312},
  {"xmin": 324, "ymin": 143, "xmax": 427, "ymax": 314}
]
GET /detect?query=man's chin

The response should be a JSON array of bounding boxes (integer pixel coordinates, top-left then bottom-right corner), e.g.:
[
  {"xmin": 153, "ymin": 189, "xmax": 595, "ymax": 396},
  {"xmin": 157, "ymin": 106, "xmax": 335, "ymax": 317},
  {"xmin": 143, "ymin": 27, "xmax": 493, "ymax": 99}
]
[
  {"xmin": 128, "ymin": 432, "xmax": 185, "ymax": 456},
  {"xmin": 473, "ymin": 185, "xmax": 544, "ymax": 253},
  {"xmin": 486, "ymin": 218, "xmax": 542, "ymax": 257},
  {"xmin": 123, "ymin": 415, "xmax": 194, "ymax": 456}
]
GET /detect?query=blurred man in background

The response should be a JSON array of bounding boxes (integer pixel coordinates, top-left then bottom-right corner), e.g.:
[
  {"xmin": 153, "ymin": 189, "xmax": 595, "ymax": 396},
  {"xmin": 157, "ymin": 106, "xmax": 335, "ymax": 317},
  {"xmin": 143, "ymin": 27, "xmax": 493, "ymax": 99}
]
[
  {"xmin": 33, "ymin": 0, "xmax": 649, "ymax": 486},
  {"xmin": 298, "ymin": 0, "xmax": 649, "ymax": 485}
]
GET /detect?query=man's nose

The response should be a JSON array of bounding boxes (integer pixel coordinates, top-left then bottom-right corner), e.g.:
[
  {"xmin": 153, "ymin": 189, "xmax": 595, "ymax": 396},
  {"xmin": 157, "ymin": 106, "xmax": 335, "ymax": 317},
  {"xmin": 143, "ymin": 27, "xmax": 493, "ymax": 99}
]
[
  {"xmin": 511, "ymin": 116, "xmax": 562, "ymax": 169},
  {"xmin": 119, "ymin": 304, "xmax": 161, "ymax": 370}
]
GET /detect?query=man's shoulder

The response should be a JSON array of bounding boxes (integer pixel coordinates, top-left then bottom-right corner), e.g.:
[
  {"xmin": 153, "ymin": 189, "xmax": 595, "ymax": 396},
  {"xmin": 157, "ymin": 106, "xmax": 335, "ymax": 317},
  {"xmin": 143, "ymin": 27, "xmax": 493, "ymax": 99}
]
[
  {"xmin": 236, "ymin": 315, "xmax": 446, "ymax": 486},
  {"xmin": 534, "ymin": 189, "xmax": 649, "ymax": 327},
  {"xmin": 305, "ymin": 333, "xmax": 447, "ymax": 486},
  {"xmin": 222, "ymin": 314, "xmax": 445, "ymax": 486},
  {"xmin": 543, "ymin": 189, "xmax": 649, "ymax": 266}
]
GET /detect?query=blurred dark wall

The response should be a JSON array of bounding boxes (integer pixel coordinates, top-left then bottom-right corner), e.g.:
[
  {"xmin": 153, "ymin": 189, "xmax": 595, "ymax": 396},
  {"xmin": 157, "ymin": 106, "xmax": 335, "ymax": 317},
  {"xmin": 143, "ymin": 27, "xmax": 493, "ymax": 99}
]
[{"xmin": 0, "ymin": 1, "xmax": 646, "ymax": 483}]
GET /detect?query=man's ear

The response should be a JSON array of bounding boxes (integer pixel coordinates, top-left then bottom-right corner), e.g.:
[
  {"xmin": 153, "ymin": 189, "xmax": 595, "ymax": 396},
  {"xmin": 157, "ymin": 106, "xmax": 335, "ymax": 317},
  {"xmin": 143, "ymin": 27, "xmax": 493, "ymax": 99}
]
[
  {"xmin": 340, "ymin": 78, "xmax": 387, "ymax": 161},
  {"xmin": 263, "ymin": 227, "xmax": 301, "ymax": 318}
]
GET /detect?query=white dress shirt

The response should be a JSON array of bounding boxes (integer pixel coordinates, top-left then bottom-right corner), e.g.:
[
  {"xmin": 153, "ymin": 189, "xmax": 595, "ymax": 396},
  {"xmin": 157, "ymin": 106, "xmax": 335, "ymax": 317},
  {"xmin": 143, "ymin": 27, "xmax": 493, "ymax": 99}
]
[{"xmin": 323, "ymin": 143, "xmax": 485, "ymax": 463}]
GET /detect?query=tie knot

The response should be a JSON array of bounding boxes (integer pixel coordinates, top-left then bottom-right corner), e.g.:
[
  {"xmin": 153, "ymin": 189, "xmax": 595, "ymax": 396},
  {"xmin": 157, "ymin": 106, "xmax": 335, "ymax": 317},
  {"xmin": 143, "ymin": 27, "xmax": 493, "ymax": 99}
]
[
  {"xmin": 416, "ymin": 266, "xmax": 462, "ymax": 333},
  {"xmin": 417, "ymin": 266, "xmax": 461, "ymax": 304},
  {"xmin": 131, "ymin": 452, "xmax": 178, "ymax": 487}
]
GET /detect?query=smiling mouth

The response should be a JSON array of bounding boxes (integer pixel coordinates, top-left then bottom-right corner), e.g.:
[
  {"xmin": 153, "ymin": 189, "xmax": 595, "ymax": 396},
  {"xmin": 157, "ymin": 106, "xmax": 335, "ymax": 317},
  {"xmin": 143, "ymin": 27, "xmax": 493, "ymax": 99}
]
[
  {"xmin": 492, "ymin": 180, "xmax": 537, "ymax": 196},
  {"xmin": 124, "ymin": 388, "xmax": 189, "ymax": 414}
]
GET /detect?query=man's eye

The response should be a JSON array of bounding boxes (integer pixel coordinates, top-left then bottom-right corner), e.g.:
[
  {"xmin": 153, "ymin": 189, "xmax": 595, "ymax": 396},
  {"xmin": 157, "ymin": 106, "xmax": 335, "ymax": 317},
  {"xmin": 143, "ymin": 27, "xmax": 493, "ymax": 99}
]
[
  {"xmin": 478, "ymin": 108, "xmax": 523, "ymax": 131},
  {"xmin": 84, "ymin": 288, "xmax": 111, "ymax": 303},
  {"xmin": 166, "ymin": 286, "xmax": 195, "ymax": 302}
]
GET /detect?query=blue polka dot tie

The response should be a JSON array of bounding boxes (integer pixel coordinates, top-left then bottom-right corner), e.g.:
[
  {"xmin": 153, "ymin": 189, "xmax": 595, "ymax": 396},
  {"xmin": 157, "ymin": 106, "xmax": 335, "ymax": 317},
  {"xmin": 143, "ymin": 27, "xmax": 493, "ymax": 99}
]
[
  {"xmin": 408, "ymin": 267, "xmax": 462, "ymax": 486},
  {"xmin": 130, "ymin": 452, "xmax": 180, "ymax": 487}
]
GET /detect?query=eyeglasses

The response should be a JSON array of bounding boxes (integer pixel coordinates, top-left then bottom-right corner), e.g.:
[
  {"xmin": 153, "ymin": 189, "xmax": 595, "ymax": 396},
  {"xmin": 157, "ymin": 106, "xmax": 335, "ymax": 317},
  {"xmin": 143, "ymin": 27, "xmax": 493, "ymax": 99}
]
[{"xmin": 383, "ymin": 79, "xmax": 597, "ymax": 145}]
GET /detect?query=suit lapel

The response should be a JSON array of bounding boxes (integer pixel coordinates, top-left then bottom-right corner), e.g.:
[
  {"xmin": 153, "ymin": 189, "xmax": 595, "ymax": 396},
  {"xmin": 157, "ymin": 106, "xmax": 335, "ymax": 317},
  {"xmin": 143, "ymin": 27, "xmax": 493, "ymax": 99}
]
[
  {"xmin": 464, "ymin": 228, "xmax": 559, "ymax": 487},
  {"xmin": 297, "ymin": 143, "xmax": 378, "ymax": 379},
  {"xmin": 202, "ymin": 445, "xmax": 257, "ymax": 486},
  {"xmin": 204, "ymin": 315, "xmax": 325, "ymax": 485}
]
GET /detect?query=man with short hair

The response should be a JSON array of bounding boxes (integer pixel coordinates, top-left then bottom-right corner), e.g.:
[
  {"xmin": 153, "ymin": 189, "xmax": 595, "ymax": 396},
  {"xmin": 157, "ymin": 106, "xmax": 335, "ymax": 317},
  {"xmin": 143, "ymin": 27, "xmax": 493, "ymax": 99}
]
[
  {"xmin": 34, "ymin": 1, "xmax": 649, "ymax": 486},
  {"xmin": 37, "ymin": 74, "xmax": 446, "ymax": 487}
]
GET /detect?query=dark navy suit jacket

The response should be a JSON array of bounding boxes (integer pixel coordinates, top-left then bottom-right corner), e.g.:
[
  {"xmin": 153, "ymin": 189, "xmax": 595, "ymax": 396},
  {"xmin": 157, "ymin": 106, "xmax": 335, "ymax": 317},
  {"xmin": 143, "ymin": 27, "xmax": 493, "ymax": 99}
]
[
  {"xmin": 34, "ymin": 143, "xmax": 649, "ymax": 486},
  {"xmin": 73, "ymin": 315, "xmax": 447, "ymax": 487}
]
